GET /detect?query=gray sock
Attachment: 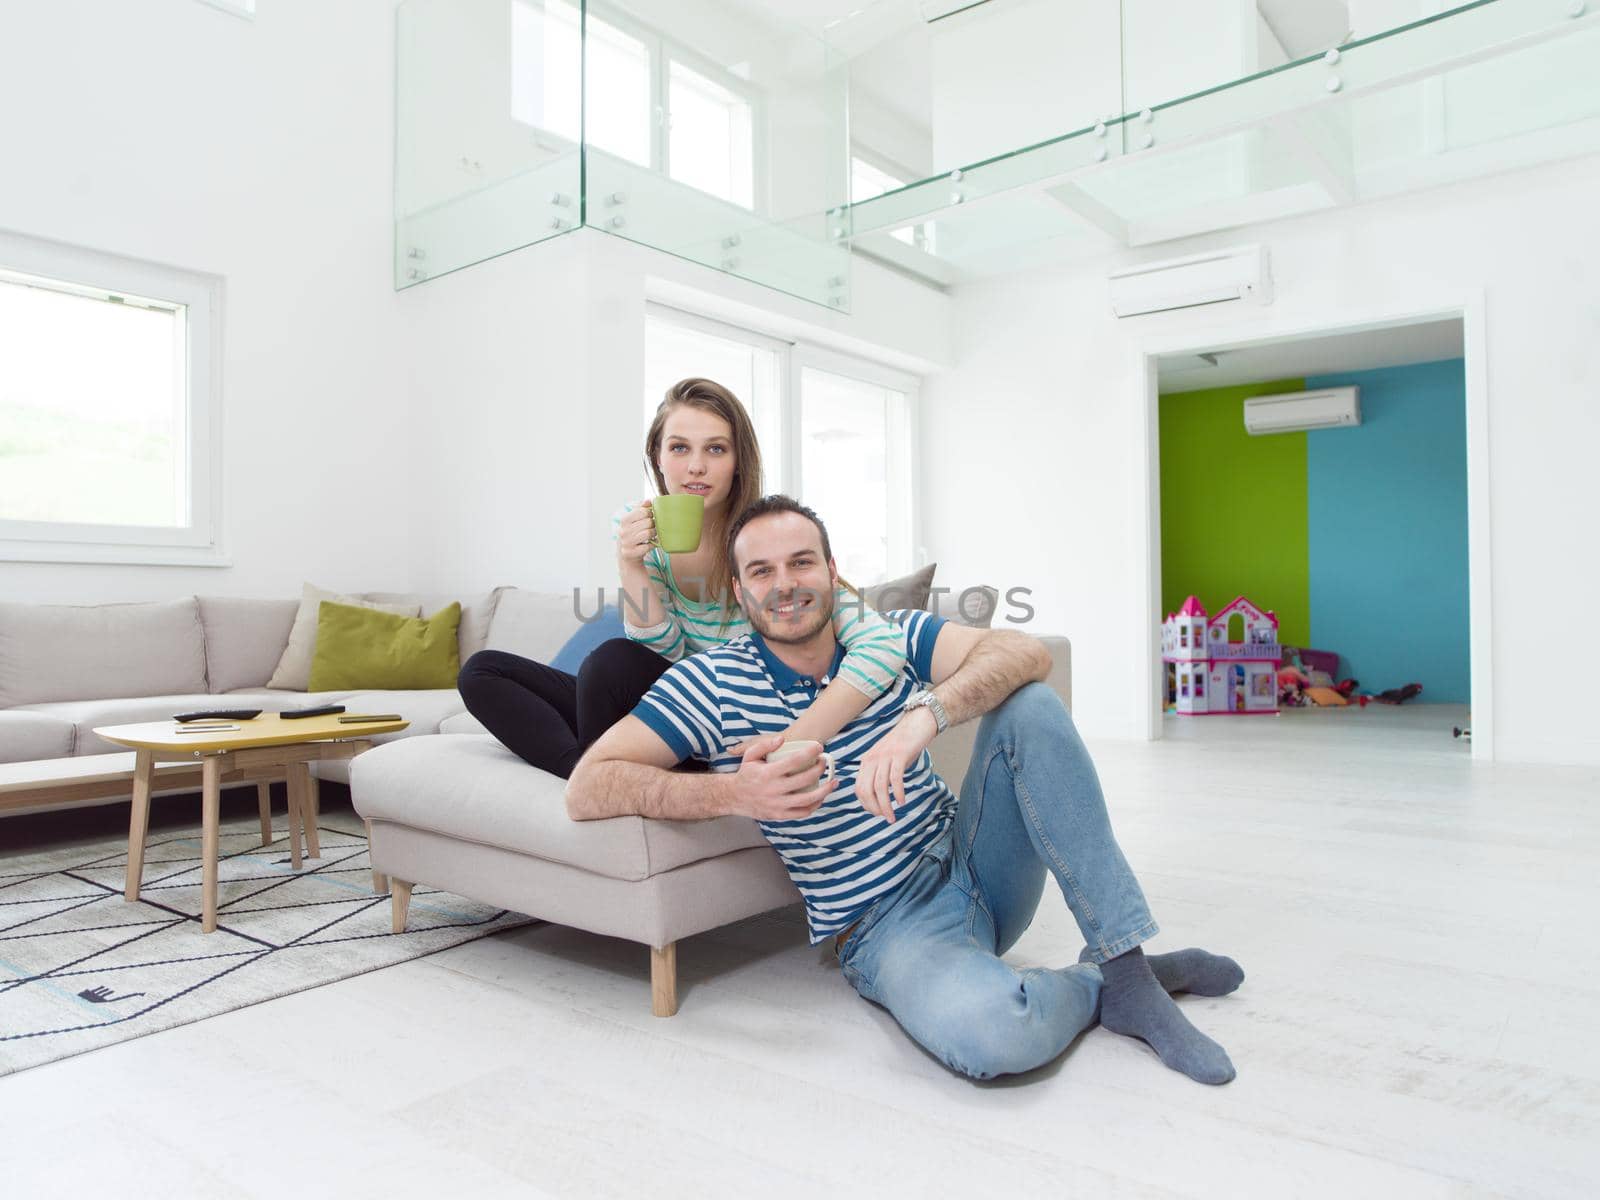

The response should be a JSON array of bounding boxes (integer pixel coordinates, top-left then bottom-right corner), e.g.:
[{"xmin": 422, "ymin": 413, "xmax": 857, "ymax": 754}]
[
  {"xmin": 1096, "ymin": 947, "xmax": 1236, "ymax": 1085},
  {"xmin": 1083, "ymin": 945, "xmax": 1244, "ymax": 998}
]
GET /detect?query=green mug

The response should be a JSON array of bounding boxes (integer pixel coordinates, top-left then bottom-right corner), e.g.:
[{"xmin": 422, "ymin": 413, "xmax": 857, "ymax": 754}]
[{"xmin": 652, "ymin": 494, "xmax": 704, "ymax": 553}]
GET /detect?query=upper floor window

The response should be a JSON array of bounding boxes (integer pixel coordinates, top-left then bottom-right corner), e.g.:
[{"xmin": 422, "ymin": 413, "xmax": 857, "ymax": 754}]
[
  {"xmin": 0, "ymin": 232, "xmax": 222, "ymax": 565},
  {"xmin": 514, "ymin": 1, "xmax": 758, "ymax": 208}
]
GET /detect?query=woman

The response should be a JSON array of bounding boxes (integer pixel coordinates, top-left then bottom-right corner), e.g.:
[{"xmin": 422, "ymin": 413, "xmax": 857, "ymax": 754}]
[{"xmin": 458, "ymin": 377, "xmax": 907, "ymax": 778}]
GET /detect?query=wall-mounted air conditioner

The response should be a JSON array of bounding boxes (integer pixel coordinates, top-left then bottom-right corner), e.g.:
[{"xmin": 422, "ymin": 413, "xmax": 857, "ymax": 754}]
[
  {"xmin": 1243, "ymin": 386, "xmax": 1361, "ymax": 435},
  {"xmin": 1108, "ymin": 245, "xmax": 1272, "ymax": 318}
]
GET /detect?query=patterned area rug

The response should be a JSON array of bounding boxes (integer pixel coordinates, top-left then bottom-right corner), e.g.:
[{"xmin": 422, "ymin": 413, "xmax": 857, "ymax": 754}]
[{"xmin": 0, "ymin": 812, "xmax": 531, "ymax": 1077}]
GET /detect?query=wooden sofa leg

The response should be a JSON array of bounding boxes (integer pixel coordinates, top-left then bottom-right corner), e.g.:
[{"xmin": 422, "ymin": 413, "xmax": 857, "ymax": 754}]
[
  {"xmin": 651, "ymin": 943, "xmax": 678, "ymax": 1017},
  {"xmin": 391, "ymin": 880, "xmax": 413, "ymax": 933},
  {"xmin": 365, "ymin": 819, "xmax": 389, "ymax": 894}
]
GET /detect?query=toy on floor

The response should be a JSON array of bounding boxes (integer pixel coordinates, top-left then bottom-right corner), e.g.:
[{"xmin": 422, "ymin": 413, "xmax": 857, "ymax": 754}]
[
  {"xmin": 1278, "ymin": 663, "xmax": 1311, "ymax": 707},
  {"xmin": 1304, "ymin": 686, "xmax": 1348, "ymax": 706},
  {"xmin": 1375, "ymin": 682, "xmax": 1424, "ymax": 704},
  {"xmin": 1162, "ymin": 594, "xmax": 1282, "ymax": 716}
]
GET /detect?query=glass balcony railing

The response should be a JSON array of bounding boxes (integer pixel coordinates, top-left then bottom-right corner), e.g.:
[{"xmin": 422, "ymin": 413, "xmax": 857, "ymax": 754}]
[
  {"xmin": 396, "ymin": 0, "xmax": 1599, "ymax": 297},
  {"xmin": 395, "ymin": 0, "xmax": 850, "ymax": 309},
  {"xmin": 839, "ymin": 0, "xmax": 1600, "ymax": 283}
]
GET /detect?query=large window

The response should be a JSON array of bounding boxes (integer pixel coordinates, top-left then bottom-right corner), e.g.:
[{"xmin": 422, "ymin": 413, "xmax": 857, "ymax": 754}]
[
  {"xmin": 643, "ymin": 305, "xmax": 783, "ymax": 472},
  {"xmin": 798, "ymin": 356, "xmax": 914, "ymax": 586},
  {"xmin": 513, "ymin": 2, "xmax": 758, "ymax": 208},
  {"xmin": 643, "ymin": 306, "xmax": 917, "ymax": 585},
  {"xmin": 669, "ymin": 61, "xmax": 755, "ymax": 209},
  {"xmin": 0, "ymin": 233, "xmax": 221, "ymax": 565}
]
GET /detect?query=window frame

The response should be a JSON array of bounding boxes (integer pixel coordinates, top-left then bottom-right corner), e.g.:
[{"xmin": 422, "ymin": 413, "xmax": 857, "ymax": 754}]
[
  {"xmin": 0, "ymin": 231, "xmax": 225, "ymax": 567},
  {"xmin": 643, "ymin": 301, "xmax": 789, "ymax": 477},
  {"xmin": 790, "ymin": 342, "xmax": 920, "ymax": 584}
]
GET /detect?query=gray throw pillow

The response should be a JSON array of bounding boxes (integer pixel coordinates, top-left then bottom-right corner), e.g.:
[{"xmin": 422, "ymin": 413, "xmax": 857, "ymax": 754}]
[
  {"xmin": 941, "ymin": 584, "xmax": 1001, "ymax": 628},
  {"xmin": 856, "ymin": 563, "xmax": 937, "ymax": 614}
]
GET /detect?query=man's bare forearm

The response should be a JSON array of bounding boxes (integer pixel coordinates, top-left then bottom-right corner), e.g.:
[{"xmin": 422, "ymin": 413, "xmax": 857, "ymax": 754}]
[
  {"xmin": 935, "ymin": 631, "xmax": 1052, "ymax": 727},
  {"xmin": 566, "ymin": 758, "xmax": 735, "ymax": 821}
]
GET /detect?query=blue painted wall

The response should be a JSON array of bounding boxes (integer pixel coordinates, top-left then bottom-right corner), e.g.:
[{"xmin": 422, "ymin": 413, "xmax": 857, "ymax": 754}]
[{"xmin": 1305, "ymin": 360, "xmax": 1469, "ymax": 701}]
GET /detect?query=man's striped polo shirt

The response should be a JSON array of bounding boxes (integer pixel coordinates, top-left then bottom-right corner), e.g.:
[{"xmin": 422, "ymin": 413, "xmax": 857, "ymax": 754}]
[{"xmin": 632, "ymin": 608, "xmax": 956, "ymax": 944}]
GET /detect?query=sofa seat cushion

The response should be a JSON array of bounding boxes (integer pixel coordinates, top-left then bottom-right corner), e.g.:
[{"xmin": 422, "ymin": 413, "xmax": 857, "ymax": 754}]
[
  {"xmin": 335, "ymin": 689, "xmax": 467, "ymax": 743},
  {"xmin": 439, "ymin": 711, "xmax": 487, "ymax": 736},
  {"xmin": 0, "ymin": 598, "xmax": 208, "ymax": 708},
  {"xmin": 350, "ymin": 735, "xmax": 768, "ymax": 882},
  {"xmin": 13, "ymin": 692, "xmax": 354, "ymax": 755},
  {"xmin": 0, "ymin": 711, "xmax": 77, "ymax": 763}
]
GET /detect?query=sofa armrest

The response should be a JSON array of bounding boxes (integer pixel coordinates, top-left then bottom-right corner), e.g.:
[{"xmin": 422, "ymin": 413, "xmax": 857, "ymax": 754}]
[
  {"xmin": 1039, "ymin": 634, "xmax": 1071, "ymax": 712},
  {"xmin": 927, "ymin": 633, "xmax": 1071, "ymax": 794}
]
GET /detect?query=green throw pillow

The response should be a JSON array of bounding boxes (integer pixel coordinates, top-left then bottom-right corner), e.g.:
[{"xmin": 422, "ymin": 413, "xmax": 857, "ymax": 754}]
[{"xmin": 307, "ymin": 600, "xmax": 461, "ymax": 691}]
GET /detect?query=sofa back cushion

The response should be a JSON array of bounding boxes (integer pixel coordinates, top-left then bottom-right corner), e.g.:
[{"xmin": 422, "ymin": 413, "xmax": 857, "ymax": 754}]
[
  {"xmin": 198, "ymin": 596, "xmax": 300, "ymax": 692},
  {"xmin": 0, "ymin": 598, "xmax": 208, "ymax": 707},
  {"xmin": 361, "ymin": 589, "xmax": 504, "ymax": 665},
  {"xmin": 549, "ymin": 605, "xmax": 627, "ymax": 674},
  {"xmin": 267, "ymin": 585, "xmax": 422, "ymax": 691},
  {"xmin": 481, "ymin": 589, "xmax": 584, "ymax": 665}
]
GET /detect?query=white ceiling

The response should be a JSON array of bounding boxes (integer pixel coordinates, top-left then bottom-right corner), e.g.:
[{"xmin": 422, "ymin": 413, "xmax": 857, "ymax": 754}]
[{"xmin": 1158, "ymin": 318, "xmax": 1464, "ymax": 392}]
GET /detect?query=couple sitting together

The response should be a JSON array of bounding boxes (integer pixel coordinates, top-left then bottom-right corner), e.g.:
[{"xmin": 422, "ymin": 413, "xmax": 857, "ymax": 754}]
[{"xmin": 458, "ymin": 378, "xmax": 1243, "ymax": 1084}]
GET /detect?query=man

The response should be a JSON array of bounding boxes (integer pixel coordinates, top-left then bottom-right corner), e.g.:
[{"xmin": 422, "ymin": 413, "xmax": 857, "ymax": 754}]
[{"xmin": 567, "ymin": 496, "xmax": 1242, "ymax": 1083}]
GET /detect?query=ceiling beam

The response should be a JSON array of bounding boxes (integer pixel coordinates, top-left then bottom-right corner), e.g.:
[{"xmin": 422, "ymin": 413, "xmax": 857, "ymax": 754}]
[{"xmin": 1039, "ymin": 181, "xmax": 1130, "ymax": 245}]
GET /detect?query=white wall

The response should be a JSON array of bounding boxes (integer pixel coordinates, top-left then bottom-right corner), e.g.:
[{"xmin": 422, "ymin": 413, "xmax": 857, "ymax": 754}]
[
  {"xmin": 920, "ymin": 152, "xmax": 1600, "ymax": 766},
  {"xmin": 929, "ymin": 0, "xmax": 1122, "ymax": 171},
  {"xmin": 0, "ymin": 0, "xmax": 948, "ymax": 618},
  {"xmin": 0, "ymin": 0, "xmax": 410, "ymax": 604},
  {"xmin": 402, "ymin": 226, "xmax": 954, "ymax": 599}
]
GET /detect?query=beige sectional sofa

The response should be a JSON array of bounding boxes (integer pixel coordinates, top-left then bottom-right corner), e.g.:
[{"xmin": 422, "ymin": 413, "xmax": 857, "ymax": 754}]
[
  {"xmin": 1, "ymin": 584, "xmax": 1072, "ymax": 1019},
  {"xmin": 0, "ymin": 588, "xmax": 505, "ymax": 816}
]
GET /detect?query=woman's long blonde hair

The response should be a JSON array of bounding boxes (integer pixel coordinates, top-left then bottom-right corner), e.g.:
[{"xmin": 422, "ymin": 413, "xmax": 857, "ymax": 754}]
[{"xmin": 644, "ymin": 378, "xmax": 764, "ymax": 617}]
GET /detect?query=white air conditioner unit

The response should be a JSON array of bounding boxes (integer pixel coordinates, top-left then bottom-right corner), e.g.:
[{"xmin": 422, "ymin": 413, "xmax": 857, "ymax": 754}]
[
  {"xmin": 1243, "ymin": 386, "xmax": 1361, "ymax": 435},
  {"xmin": 1108, "ymin": 245, "xmax": 1272, "ymax": 318}
]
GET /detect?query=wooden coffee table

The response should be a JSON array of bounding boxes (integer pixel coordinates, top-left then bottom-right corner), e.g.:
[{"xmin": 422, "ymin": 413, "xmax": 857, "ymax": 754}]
[{"xmin": 96, "ymin": 713, "xmax": 407, "ymax": 933}]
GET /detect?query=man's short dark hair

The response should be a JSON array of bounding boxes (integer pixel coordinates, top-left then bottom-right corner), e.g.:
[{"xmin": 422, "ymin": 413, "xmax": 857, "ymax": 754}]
[{"xmin": 726, "ymin": 494, "xmax": 834, "ymax": 577}]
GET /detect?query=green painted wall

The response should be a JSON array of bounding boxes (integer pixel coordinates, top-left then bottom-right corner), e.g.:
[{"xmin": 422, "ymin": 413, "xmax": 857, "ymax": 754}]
[{"xmin": 1159, "ymin": 378, "xmax": 1310, "ymax": 646}]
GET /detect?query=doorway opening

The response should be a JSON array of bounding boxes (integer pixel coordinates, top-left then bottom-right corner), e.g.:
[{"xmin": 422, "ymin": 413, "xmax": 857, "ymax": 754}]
[{"xmin": 1139, "ymin": 305, "xmax": 1492, "ymax": 760}]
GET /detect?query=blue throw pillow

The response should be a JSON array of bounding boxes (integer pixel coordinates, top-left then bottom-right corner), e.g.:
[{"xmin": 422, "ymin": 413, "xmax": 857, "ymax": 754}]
[{"xmin": 549, "ymin": 605, "xmax": 629, "ymax": 674}]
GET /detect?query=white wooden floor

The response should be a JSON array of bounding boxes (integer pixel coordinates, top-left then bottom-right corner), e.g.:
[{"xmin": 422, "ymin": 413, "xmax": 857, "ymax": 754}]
[{"xmin": 4, "ymin": 703, "xmax": 1598, "ymax": 1199}]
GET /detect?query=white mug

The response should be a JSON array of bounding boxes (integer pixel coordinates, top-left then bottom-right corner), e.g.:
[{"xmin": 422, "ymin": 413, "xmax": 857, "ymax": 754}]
[{"xmin": 768, "ymin": 738, "xmax": 835, "ymax": 782}]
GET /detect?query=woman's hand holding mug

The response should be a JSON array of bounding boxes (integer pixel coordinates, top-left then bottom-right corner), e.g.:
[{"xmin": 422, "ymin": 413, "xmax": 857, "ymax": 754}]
[{"xmin": 616, "ymin": 500, "xmax": 657, "ymax": 566}]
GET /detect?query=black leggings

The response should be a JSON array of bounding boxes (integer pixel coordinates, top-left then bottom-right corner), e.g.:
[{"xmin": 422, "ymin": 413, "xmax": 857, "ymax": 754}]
[{"xmin": 456, "ymin": 638, "xmax": 673, "ymax": 779}]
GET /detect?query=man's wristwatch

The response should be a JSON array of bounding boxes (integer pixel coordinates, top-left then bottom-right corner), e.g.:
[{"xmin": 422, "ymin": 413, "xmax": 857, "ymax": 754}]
[{"xmin": 905, "ymin": 688, "xmax": 949, "ymax": 734}]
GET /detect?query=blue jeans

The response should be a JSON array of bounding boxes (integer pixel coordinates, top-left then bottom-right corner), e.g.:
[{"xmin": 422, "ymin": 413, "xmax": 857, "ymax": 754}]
[{"xmin": 837, "ymin": 683, "xmax": 1159, "ymax": 1079}]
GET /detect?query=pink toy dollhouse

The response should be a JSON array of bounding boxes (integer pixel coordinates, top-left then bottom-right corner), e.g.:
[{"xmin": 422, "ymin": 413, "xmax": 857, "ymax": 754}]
[{"xmin": 1162, "ymin": 594, "xmax": 1282, "ymax": 715}]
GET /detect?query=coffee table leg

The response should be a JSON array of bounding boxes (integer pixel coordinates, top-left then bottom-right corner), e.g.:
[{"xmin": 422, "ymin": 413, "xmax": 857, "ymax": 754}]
[
  {"xmin": 201, "ymin": 755, "xmax": 222, "ymax": 934},
  {"xmin": 285, "ymin": 765, "xmax": 304, "ymax": 871},
  {"xmin": 124, "ymin": 749, "xmax": 155, "ymax": 903},
  {"xmin": 294, "ymin": 762, "xmax": 321, "ymax": 860},
  {"xmin": 257, "ymin": 781, "xmax": 272, "ymax": 846}
]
